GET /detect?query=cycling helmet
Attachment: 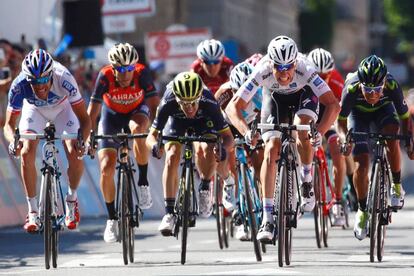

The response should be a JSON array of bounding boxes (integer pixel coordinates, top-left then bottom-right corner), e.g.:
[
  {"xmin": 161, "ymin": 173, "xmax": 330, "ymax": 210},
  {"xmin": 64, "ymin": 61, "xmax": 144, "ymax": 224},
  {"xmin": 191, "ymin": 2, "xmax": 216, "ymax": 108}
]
[
  {"xmin": 172, "ymin": 71, "xmax": 203, "ymax": 101},
  {"xmin": 245, "ymin": 53, "xmax": 263, "ymax": 67},
  {"xmin": 229, "ymin": 62, "xmax": 253, "ymax": 90},
  {"xmin": 196, "ymin": 39, "xmax": 225, "ymax": 61},
  {"xmin": 307, "ymin": 48, "xmax": 334, "ymax": 74},
  {"xmin": 22, "ymin": 49, "xmax": 54, "ymax": 78},
  {"xmin": 357, "ymin": 55, "xmax": 387, "ymax": 86},
  {"xmin": 267, "ymin": 35, "xmax": 298, "ymax": 65},
  {"xmin": 108, "ymin": 43, "xmax": 139, "ymax": 67}
]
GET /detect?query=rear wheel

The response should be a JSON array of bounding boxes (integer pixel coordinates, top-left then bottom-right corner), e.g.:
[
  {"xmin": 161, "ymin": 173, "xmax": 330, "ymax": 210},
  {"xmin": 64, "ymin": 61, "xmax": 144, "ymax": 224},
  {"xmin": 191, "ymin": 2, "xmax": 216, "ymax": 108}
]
[
  {"xmin": 312, "ymin": 163, "xmax": 323, "ymax": 248},
  {"xmin": 43, "ymin": 173, "xmax": 52, "ymax": 270},
  {"xmin": 369, "ymin": 164, "xmax": 380, "ymax": 263}
]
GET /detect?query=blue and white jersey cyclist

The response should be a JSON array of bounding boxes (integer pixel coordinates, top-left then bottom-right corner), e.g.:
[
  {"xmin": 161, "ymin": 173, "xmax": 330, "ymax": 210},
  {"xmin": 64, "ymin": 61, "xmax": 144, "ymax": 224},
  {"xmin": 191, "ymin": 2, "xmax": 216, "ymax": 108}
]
[
  {"xmin": 225, "ymin": 35, "xmax": 340, "ymax": 243},
  {"xmin": 3, "ymin": 49, "xmax": 91, "ymax": 233}
]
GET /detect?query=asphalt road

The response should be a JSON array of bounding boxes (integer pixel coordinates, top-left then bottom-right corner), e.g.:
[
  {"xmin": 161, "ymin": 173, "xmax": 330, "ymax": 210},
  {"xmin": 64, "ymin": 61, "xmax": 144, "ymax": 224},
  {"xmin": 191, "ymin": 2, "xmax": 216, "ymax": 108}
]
[{"xmin": 1, "ymin": 197, "xmax": 414, "ymax": 276}]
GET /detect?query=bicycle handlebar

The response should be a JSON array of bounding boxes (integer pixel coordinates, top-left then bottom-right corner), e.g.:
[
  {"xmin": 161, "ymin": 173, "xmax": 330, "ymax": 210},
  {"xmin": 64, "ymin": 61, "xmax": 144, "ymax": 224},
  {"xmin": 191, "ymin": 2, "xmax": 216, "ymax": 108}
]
[
  {"xmin": 258, "ymin": 123, "xmax": 311, "ymax": 132},
  {"xmin": 161, "ymin": 134, "xmax": 219, "ymax": 144}
]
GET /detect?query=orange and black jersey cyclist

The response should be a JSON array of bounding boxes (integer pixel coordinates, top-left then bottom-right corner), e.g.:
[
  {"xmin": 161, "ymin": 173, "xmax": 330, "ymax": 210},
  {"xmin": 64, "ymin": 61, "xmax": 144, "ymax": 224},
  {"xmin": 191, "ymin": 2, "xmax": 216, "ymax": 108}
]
[{"xmin": 91, "ymin": 63, "xmax": 157, "ymax": 114}]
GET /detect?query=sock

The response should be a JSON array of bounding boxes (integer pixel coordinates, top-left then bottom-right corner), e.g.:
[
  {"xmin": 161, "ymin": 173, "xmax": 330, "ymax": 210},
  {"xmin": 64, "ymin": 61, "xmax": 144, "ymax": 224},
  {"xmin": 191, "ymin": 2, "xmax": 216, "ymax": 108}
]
[
  {"xmin": 223, "ymin": 174, "xmax": 235, "ymax": 186},
  {"xmin": 165, "ymin": 198, "xmax": 175, "ymax": 214},
  {"xmin": 391, "ymin": 171, "xmax": 401, "ymax": 185},
  {"xmin": 138, "ymin": 164, "xmax": 149, "ymax": 186},
  {"xmin": 106, "ymin": 201, "xmax": 117, "ymax": 220},
  {"xmin": 347, "ymin": 174, "xmax": 354, "ymax": 187},
  {"xmin": 199, "ymin": 179, "xmax": 211, "ymax": 191},
  {"xmin": 262, "ymin": 198, "xmax": 274, "ymax": 224},
  {"xmin": 301, "ymin": 164, "xmax": 312, "ymax": 183},
  {"xmin": 66, "ymin": 187, "xmax": 77, "ymax": 201},
  {"xmin": 27, "ymin": 197, "xmax": 38, "ymax": 213},
  {"xmin": 358, "ymin": 197, "xmax": 367, "ymax": 211}
]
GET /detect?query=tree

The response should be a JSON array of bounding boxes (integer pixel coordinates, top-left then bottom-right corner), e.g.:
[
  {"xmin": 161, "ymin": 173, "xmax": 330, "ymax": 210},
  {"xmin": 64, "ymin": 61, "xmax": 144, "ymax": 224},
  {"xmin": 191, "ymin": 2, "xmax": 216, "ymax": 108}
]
[{"xmin": 384, "ymin": 0, "xmax": 414, "ymax": 41}]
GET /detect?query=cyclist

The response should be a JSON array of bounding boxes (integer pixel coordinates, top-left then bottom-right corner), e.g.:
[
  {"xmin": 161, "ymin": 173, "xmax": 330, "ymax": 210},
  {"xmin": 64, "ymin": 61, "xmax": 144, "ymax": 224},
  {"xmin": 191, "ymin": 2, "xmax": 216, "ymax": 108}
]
[
  {"xmin": 192, "ymin": 38, "xmax": 236, "ymax": 211},
  {"xmin": 226, "ymin": 35, "xmax": 340, "ymax": 242},
  {"xmin": 3, "ymin": 49, "xmax": 91, "ymax": 232},
  {"xmin": 307, "ymin": 48, "xmax": 348, "ymax": 226},
  {"xmin": 87, "ymin": 43, "xmax": 159, "ymax": 243},
  {"xmin": 337, "ymin": 55, "xmax": 414, "ymax": 240},
  {"xmin": 191, "ymin": 39, "xmax": 234, "ymax": 95},
  {"xmin": 146, "ymin": 71, "xmax": 235, "ymax": 236},
  {"xmin": 215, "ymin": 55, "xmax": 264, "ymax": 240}
]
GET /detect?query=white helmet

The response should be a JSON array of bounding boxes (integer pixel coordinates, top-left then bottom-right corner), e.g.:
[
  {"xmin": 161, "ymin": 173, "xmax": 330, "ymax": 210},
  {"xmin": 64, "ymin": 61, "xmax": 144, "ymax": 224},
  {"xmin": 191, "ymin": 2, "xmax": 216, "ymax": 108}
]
[
  {"xmin": 108, "ymin": 43, "xmax": 139, "ymax": 67},
  {"xmin": 229, "ymin": 62, "xmax": 253, "ymax": 90},
  {"xmin": 267, "ymin": 35, "xmax": 298, "ymax": 65},
  {"xmin": 22, "ymin": 49, "xmax": 54, "ymax": 78},
  {"xmin": 196, "ymin": 39, "xmax": 225, "ymax": 61},
  {"xmin": 307, "ymin": 48, "xmax": 334, "ymax": 74}
]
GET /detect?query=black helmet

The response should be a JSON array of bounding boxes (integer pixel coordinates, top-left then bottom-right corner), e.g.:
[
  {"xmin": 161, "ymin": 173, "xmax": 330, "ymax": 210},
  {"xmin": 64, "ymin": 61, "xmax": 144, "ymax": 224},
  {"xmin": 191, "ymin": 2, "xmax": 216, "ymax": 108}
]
[{"xmin": 357, "ymin": 55, "xmax": 387, "ymax": 86}]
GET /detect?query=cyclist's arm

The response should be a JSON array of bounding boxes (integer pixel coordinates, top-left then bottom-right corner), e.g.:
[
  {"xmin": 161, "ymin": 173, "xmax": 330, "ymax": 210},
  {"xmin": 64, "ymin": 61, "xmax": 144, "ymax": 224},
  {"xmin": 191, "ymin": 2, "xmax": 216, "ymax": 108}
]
[
  {"xmin": 87, "ymin": 100, "xmax": 102, "ymax": 132},
  {"xmin": 386, "ymin": 77, "xmax": 412, "ymax": 135},
  {"xmin": 219, "ymin": 127, "xmax": 235, "ymax": 151},
  {"xmin": 225, "ymin": 95, "xmax": 249, "ymax": 136},
  {"xmin": 146, "ymin": 127, "xmax": 160, "ymax": 150},
  {"xmin": 72, "ymin": 101, "xmax": 92, "ymax": 141},
  {"xmin": 139, "ymin": 67, "xmax": 159, "ymax": 122},
  {"xmin": 317, "ymin": 90, "xmax": 340, "ymax": 135},
  {"xmin": 3, "ymin": 110, "xmax": 19, "ymax": 143},
  {"xmin": 145, "ymin": 96, "xmax": 160, "ymax": 122}
]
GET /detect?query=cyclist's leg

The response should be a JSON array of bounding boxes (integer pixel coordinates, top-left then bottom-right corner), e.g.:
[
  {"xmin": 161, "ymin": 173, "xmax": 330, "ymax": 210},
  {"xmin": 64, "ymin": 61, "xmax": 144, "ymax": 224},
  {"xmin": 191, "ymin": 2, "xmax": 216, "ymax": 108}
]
[
  {"xmin": 377, "ymin": 105, "xmax": 404, "ymax": 208},
  {"xmin": 296, "ymin": 87, "xmax": 319, "ymax": 212},
  {"xmin": 129, "ymin": 104, "xmax": 152, "ymax": 209},
  {"xmin": 18, "ymin": 104, "xmax": 45, "ymax": 232}
]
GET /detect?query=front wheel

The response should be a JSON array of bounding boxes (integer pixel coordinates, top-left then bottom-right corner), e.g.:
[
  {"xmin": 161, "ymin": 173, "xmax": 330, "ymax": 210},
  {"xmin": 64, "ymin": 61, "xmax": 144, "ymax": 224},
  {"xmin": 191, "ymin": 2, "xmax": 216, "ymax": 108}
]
[
  {"xmin": 312, "ymin": 163, "xmax": 323, "ymax": 248},
  {"xmin": 369, "ymin": 163, "xmax": 380, "ymax": 263},
  {"xmin": 119, "ymin": 171, "xmax": 130, "ymax": 265},
  {"xmin": 181, "ymin": 166, "xmax": 192, "ymax": 265},
  {"xmin": 277, "ymin": 165, "xmax": 287, "ymax": 267},
  {"xmin": 214, "ymin": 175, "xmax": 224, "ymax": 250},
  {"xmin": 43, "ymin": 172, "xmax": 53, "ymax": 270}
]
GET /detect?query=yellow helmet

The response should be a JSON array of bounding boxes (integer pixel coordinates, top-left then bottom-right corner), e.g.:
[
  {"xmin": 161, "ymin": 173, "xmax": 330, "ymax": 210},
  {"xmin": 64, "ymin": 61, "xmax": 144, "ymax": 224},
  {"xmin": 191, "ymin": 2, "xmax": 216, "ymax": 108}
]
[{"xmin": 172, "ymin": 71, "xmax": 203, "ymax": 101}]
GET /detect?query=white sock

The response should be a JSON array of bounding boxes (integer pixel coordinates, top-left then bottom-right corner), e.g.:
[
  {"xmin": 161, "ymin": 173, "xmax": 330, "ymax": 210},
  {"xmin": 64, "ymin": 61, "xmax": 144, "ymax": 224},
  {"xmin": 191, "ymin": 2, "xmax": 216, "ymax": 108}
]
[
  {"xmin": 224, "ymin": 174, "xmax": 235, "ymax": 186},
  {"xmin": 66, "ymin": 187, "xmax": 77, "ymax": 201},
  {"xmin": 27, "ymin": 197, "xmax": 38, "ymax": 213},
  {"xmin": 262, "ymin": 198, "xmax": 274, "ymax": 224},
  {"xmin": 301, "ymin": 163, "xmax": 312, "ymax": 183}
]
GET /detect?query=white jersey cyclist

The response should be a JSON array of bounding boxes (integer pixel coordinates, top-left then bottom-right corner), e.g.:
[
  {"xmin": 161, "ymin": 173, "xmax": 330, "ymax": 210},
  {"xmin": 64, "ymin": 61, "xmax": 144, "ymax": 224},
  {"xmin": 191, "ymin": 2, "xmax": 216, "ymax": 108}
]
[
  {"xmin": 7, "ymin": 61, "xmax": 84, "ymax": 134},
  {"xmin": 236, "ymin": 53, "xmax": 330, "ymax": 101}
]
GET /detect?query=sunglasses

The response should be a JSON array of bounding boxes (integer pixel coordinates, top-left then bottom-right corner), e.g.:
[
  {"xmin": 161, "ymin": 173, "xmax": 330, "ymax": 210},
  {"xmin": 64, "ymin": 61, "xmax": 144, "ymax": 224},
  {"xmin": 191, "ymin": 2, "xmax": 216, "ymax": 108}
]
[
  {"xmin": 361, "ymin": 84, "xmax": 384, "ymax": 94},
  {"xmin": 274, "ymin": 62, "xmax": 295, "ymax": 72},
  {"xmin": 203, "ymin": 59, "xmax": 221, "ymax": 65},
  {"xmin": 176, "ymin": 97, "xmax": 200, "ymax": 107},
  {"xmin": 115, "ymin": 64, "xmax": 135, "ymax": 73},
  {"xmin": 27, "ymin": 75, "xmax": 51, "ymax": 85}
]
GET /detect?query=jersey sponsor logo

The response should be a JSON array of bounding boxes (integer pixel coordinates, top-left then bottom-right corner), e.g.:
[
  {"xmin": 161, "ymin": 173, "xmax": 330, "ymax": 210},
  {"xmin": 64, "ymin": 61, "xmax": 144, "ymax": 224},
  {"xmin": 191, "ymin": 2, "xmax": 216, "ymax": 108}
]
[
  {"xmin": 262, "ymin": 72, "xmax": 272, "ymax": 80},
  {"xmin": 246, "ymin": 82, "xmax": 254, "ymax": 91},
  {"xmin": 252, "ymin": 79, "xmax": 259, "ymax": 86},
  {"xmin": 107, "ymin": 90, "xmax": 143, "ymax": 105},
  {"xmin": 307, "ymin": 72, "xmax": 318, "ymax": 83},
  {"xmin": 313, "ymin": 76, "xmax": 323, "ymax": 87},
  {"xmin": 302, "ymin": 98, "xmax": 312, "ymax": 107},
  {"xmin": 295, "ymin": 69, "xmax": 304, "ymax": 76},
  {"xmin": 66, "ymin": 120, "xmax": 74, "ymax": 127},
  {"xmin": 271, "ymin": 83, "xmax": 280, "ymax": 89},
  {"xmin": 62, "ymin": 80, "xmax": 77, "ymax": 96},
  {"xmin": 289, "ymin": 82, "xmax": 297, "ymax": 88}
]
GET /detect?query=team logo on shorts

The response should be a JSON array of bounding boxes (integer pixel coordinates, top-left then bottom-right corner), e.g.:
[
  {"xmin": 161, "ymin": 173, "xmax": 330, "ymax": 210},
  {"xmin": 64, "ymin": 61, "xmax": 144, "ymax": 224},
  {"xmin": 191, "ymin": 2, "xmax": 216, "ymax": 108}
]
[{"xmin": 67, "ymin": 120, "xmax": 74, "ymax": 127}]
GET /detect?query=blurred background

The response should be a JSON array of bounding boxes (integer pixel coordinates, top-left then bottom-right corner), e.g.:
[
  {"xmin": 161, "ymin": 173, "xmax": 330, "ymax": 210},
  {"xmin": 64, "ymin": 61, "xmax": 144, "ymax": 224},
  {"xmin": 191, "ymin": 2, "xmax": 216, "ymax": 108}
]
[{"xmin": 1, "ymin": 0, "xmax": 414, "ymax": 226}]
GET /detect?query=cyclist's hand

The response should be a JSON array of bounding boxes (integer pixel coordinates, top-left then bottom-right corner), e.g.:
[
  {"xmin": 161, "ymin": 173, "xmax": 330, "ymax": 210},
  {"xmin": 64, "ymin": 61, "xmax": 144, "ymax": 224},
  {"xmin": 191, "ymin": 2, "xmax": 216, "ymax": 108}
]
[
  {"xmin": 308, "ymin": 130, "xmax": 322, "ymax": 148},
  {"xmin": 338, "ymin": 137, "xmax": 353, "ymax": 156},
  {"xmin": 74, "ymin": 138, "xmax": 85, "ymax": 158},
  {"xmin": 151, "ymin": 144, "xmax": 164, "ymax": 159},
  {"xmin": 8, "ymin": 140, "xmax": 22, "ymax": 157},
  {"xmin": 244, "ymin": 129, "xmax": 259, "ymax": 147},
  {"xmin": 214, "ymin": 144, "xmax": 227, "ymax": 162}
]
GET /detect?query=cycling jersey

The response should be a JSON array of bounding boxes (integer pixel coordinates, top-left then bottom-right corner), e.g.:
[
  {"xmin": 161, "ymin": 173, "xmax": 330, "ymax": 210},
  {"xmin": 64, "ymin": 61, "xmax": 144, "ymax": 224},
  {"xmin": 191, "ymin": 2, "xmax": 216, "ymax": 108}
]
[
  {"xmin": 338, "ymin": 72, "xmax": 409, "ymax": 120},
  {"xmin": 151, "ymin": 83, "xmax": 229, "ymax": 134},
  {"xmin": 236, "ymin": 53, "xmax": 330, "ymax": 102},
  {"xmin": 90, "ymin": 64, "xmax": 156, "ymax": 114},
  {"xmin": 7, "ymin": 62, "xmax": 83, "ymax": 114},
  {"xmin": 191, "ymin": 57, "xmax": 234, "ymax": 94}
]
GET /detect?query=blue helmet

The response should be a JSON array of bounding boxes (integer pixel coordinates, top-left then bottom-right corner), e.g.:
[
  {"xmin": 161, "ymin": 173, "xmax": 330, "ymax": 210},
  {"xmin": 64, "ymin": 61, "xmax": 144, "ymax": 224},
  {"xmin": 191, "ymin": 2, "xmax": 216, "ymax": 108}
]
[{"xmin": 22, "ymin": 49, "xmax": 54, "ymax": 78}]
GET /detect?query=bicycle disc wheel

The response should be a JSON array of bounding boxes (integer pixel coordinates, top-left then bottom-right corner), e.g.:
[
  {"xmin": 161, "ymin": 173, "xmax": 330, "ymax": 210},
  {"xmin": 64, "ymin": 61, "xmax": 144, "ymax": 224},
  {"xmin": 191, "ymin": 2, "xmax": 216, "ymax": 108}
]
[
  {"xmin": 214, "ymin": 175, "xmax": 224, "ymax": 249},
  {"xmin": 120, "ymin": 171, "xmax": 129, "ymax": 265},
  {"xmin": 277, "ymin": 165, "xmax": 286, "ymax": 267},
  {"xmin": 369, "ymin": 164, "xmax": 380, "ymax": 263},
  {"xmin": 43, "ymin": 173, "xmax": 52, "ymax": 270},
  {"xmin": 312, "ymin": 163, "xmax": 323, "ymax": 248},
  {"xmin": 241, "ymin": 164, "xmax": 261, "ymax": 261},
  {"xmin": 181, "ymin": 166, "xmax": 192, "ymax": 265}
]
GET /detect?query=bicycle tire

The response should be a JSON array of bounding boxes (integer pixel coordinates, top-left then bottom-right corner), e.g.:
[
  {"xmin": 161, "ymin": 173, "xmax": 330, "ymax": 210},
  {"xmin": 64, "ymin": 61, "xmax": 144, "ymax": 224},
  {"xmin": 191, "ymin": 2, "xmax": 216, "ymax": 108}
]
[
  {"xmin": 43, "ymin": 172, "xmax": 52, "ymax": 270},
  {"xmin": 377, "ymin": 164, "xmax": 389, "ymax": 262},
  {"xmin": 241, "ymin": 163, "xmax": 262, "ymax": 261},
  {"xmin": 312, "ymin": 163, "xmax": 323, "ymax": 248},
  {"xmin": 369, "ymin": 163, "xmax": 380, "ymax": 263},
  {"xmin": 322, "ymin": 208, "xmax": 329, "ymax": 248},
  {"xmin": 181, "ymin": 166, "xmax": 192, "ymax": 265},
  {"xmin": 120, "ymin": 171, "xmax": 129, "ymax": 265},
  {"xmin": 51, "ymin": 224, "xmax": 58, "ymax": 268},
  {"xmin": 222, "ymin": 211, "xmax": 229, "ymax": 248},
  {"xmin": 214, "ymin": 175, "xmax": 224, "ymax": 250},
  {"xmin": 285, "ymin": 222, "xmax": 292, "ymax": 265},
  {"xmin": 277, "ymin": 164, "xmax": 286, "ymax": 267},
  {"xmin": 127, "ymin": 174, "xmax": 135, "ymax": 264}
]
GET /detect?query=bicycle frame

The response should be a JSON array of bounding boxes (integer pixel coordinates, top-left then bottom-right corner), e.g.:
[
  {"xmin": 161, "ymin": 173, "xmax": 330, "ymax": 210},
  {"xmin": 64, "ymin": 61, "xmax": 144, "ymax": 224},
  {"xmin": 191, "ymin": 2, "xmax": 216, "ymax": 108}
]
[{"xmin": 314, "ymin": 147, "xmax": 336, "ymax": 216}]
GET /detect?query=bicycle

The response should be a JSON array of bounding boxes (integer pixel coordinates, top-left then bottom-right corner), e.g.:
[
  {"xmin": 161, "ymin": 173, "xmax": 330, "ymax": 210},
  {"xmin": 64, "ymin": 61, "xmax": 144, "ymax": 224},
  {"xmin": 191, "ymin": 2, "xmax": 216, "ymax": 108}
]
[
  {"xmin": 90, "ymin": 131, "xmax": 147, "ymax": 265},
  {"xmin": 343, "ymin": 130, "xmax": 410, "ymax": 262},
  {"xmin": 312, "ymin": 146, "xmax": 337, "ymax": 248},
  {"xmin": 234, "ymin": 137, "xmax": 263, "ymax": 261},
  {"xmin": 160, "ymin": 131, "xmax": 220, "ymax": 265},
  {"xmin": 213, "ymin": 173, "xmax": 231, "ymax": 249},
  {"xmin": 258, "ymin": 121, "xmax": 312, "ymax": 267},
  {"xmin": 13, "ymin": 122, "xmax": 81, "ymax": 269}
]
